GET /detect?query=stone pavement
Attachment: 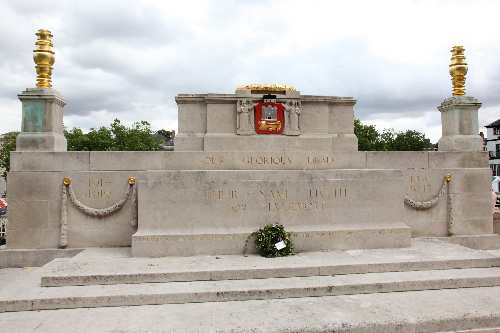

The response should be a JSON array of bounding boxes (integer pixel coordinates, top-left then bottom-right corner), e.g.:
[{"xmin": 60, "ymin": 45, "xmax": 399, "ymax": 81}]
[{"xmin": 1, "ymin": 238, "xmax": 500, "ymax": 331}]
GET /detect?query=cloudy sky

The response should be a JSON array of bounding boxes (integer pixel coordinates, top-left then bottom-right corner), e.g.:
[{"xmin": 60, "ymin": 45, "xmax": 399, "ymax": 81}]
[{"xmin": 1, "ymin": 0, "xmax": 499, "ymax": 142}]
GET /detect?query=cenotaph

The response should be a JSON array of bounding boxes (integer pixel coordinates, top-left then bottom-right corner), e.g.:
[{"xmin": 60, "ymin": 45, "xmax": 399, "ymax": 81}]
[
  {"xmin": 3, "ymin": 31, "xmax": 500, "ymax": 331},
  {"xmin": 5, "ymin": 31, "xmax": 495, "ymax": 257}
]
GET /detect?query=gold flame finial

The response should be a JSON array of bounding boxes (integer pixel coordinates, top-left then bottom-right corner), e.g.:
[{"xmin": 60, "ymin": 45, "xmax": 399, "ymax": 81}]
[
  {"xmin": 33, "ymin": 29, "xmax": 55, "ymax": 88},
  {"xmin": 449, "ymin": 46, "xmax": 467, "ymax": 96}
]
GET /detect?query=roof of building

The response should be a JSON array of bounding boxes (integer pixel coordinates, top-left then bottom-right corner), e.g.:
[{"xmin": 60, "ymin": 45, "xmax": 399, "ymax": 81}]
[{"xmin": 486, "ymin": 119, "xmax": 500, "ymax": 128}]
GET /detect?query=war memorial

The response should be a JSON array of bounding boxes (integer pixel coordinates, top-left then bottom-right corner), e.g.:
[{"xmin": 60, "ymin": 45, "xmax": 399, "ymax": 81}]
[{"xmin": 1, "ymin": 30, "xmax": 500, "ymax": 332}]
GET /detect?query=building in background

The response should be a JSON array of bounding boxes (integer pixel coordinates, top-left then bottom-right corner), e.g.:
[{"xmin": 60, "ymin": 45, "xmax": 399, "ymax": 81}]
[
  {"xmin": 0, "ymin": 134, "xmax": 6, "ymax": 195},
  {"xmin": 486, "ymin": 119, "xmax": 500, "ymax": 176}
]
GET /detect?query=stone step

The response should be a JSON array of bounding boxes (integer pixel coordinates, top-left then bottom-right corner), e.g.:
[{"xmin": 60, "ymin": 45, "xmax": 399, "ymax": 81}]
[
  {"xmin": 41, "ymin": 239, "xmax": 500, "ymax": 287},
  {"xmin": 3, "ymin": 267, "xmax": 500, "ymax": 312},
  {"xmin": 2, "ymin": 287, "xmax": 500, "ymax": 333}
]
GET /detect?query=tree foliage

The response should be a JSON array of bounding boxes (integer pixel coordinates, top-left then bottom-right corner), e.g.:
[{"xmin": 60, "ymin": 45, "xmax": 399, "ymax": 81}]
[
  {"xmin": 65, "ymin": 119, "xmax": 161, "ymax": 151},
  {"xmin": 0, "ymin": 132, "xmax": 19, "ymax": 178},
  {"xmin": 354, "ymin": 118, "xmax": 434, "ymax": 151},
  {"xmin": 354, "ymin": 119, "xmax": 384, "ymax": 151}
]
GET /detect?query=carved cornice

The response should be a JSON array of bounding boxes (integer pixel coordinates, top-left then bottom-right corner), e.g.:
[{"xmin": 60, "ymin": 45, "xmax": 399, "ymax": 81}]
[
  {"xmin": 176, "ymin": 94, "xmax": 356, "ymax": 105},
  {"xmin": 18, "ymin": 88, "xmax": 66, "ymax": 106}
]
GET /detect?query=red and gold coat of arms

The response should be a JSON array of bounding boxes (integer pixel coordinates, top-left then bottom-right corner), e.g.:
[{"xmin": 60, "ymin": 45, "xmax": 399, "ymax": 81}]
[{"xmin": 254, "ymin": 101, "xmax": 285, "ymax": 134}]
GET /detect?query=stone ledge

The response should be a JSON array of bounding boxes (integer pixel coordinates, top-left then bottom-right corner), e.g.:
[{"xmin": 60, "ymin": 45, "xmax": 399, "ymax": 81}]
[
  {"xmin": 0, "ymin": 248, "xmax": 82, "ymax": 268},
  {"xmin": 132, "ymin": 224, "xmax": 411, "ymax": 257},
  {"xmin": 430, "ymin": 234, "xmax": 500, "ymax": 250},
  {"xmin": 8, "ymin": 151, "xmax": 490, "ymax": 171}
]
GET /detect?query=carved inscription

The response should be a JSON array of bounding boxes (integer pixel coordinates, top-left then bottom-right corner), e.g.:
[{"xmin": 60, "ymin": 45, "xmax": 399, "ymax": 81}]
[
  {"xmin": 205, "ymin": 155, "xmax": 224, "ymax": 165},
  {"xmin": 206, "ymin": 185, "xmax": 348, "ymax": 213},
  {"xmin": 408, "ymin": 174, "xmax": 432, "ymax": 193},
  {"xmin": 206, "ymin": 189, "xmax": 246, "ymax": 212},
  {"xmin": 200, "ymin": 154, "xmax": 338, "ymax": 169},
  {"xmin": 306, "ymin": 155, "xmax": 334, "ymax": 166},
  {"xmin": 206, "ymin": 189, "xmax": 239, "ymax": 200},
  {"xmin": 309, "ymin": 187, "xmax": 347, "ymax": 199},
  {"xmin": 243, "ymin": 155, "xmax": 292, "ymax": 166},
  {"xmin": 88, "ymin": 177, "xmax": 112, "ymax": 200}
]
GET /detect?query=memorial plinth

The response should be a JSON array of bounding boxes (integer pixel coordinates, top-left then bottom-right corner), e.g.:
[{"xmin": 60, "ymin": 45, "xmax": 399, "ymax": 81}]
[
  {"xmin": 5, "ymin": 37, "xmax": 496, "ymax": 257},
  {"xmin": 131, "ymin": 87, "xmax": 410, "ymax": 256},
  {"xmin": 7, "ymin": 85, "xmax": 495, "ymax": 256},
  {"xmin": 133, "ymin": 169, "xmax": 410, "ymax": 256}
]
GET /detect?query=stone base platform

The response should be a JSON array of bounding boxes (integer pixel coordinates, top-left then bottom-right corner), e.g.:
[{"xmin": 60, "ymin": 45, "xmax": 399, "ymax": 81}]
[
  {"xmin": 2, "ymin": 238, "xmax": 500, "ymax": 331},
  {"xmin": 1, "ymin": 239, "xmax": 499, "ymax": 311},
  {"xmin": 132, "ymin": 223, "xmax": 411, "ymax": 257}
]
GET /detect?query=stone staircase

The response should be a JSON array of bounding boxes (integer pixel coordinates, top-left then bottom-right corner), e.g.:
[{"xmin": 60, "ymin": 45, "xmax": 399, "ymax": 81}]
[{"xmin": 2, "ymin": 238, "xmax": 500, "ymax": 315}]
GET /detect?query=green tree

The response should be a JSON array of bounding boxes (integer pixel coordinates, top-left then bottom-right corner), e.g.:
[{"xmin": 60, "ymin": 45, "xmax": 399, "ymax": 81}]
[
  {"xmin": 354, "ymin": 118, "xmax": 434, "ymax": 151},
  {"xmin": 0, "ymin": 132, "xmax": 19, "ymax": 180},
  {"xmin": 387, "ymin": 129, "xmax": 433, "ymax": 151},
  {"xmin": 354, "ymin": 118, "xmax": 384, "ymax": 151},
  {"xmin": 65, "ymin": 119, "xmax": 161, "ymax": 151}
]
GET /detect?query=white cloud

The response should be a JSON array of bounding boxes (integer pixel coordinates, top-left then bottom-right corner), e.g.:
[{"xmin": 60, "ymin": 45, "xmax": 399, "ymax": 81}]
[{"xmin": 0, "ymin": 0, "xmax": 499, "ymax": 142}]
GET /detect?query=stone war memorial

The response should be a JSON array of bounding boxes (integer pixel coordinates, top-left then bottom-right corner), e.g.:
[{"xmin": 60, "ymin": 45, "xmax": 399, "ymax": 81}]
[{"xmin": 1, "ymin": 30, "xmax": 500, "ymax": 332}]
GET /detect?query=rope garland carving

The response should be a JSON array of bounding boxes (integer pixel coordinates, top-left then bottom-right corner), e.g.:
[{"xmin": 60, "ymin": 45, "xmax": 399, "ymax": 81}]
[
  {"xmin": 59, "ymin": 176, "xmax": 137, "ymax": 248},
  {"xmin": 446, "ymin": 174, "xmax": 454, "ymax": 236},
  {"xmin": 404, "ymin": 174, "xmax": 451, "ymax": 210}
]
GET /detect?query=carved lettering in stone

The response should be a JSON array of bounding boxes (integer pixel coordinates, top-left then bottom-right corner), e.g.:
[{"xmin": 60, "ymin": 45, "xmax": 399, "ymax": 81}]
[
  {"xmin": 309, "ymin": 187, "xmax": 348, "ymax": 199},
  {"xmin": 231, "ymin": 202, "xmax": 247, "ymax": 212},
  {"xmin": 258, "ymin": 190, "xmax": 288, "ymax": 201},
  {"xmin": 307, "ymin": 155, "xmax": 334, "ymax": 165},
  {"xmin": 207, "ymin": 189, "xmax": 239, "ymax": 201},
  {"xmin": 267, "ymin": 200, "xmax": 327, "ymax": 211},
  {"xmin": 408, "ymin": 174, "xmax": 432, "ymax": 193},
  {"xmin": 88, "ymin": 177, "xmax": 112, "ymax": 200},
  {"xmin": 205, "ymin": 155, "xmax": 224, "ymax": 165},
  {"xmin": 206, "ymin": 184, "xmax": 349, "ymax": 215},
  {"xmin": 243, "ymin": 155, "xmax": 293, "ymax": 166}
]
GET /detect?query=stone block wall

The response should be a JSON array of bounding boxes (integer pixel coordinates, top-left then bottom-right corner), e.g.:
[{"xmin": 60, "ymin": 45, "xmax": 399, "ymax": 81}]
[
  {"xmin": 175, "ymin": 94, "xmax": 358, "ymax": 152},
  {"xmin": 6, "ymin": 151, "xmax": 492, "ymax": 250}
]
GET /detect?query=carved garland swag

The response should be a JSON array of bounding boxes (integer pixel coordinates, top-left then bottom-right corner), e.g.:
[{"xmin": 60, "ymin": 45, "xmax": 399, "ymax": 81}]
[
  {"xmin": 59, "ymin": 176, "xmax": 137, "ymax": 248},
  {"xmin": 404, "ymin": 174, "xmax": 454, "ymax": 235}
]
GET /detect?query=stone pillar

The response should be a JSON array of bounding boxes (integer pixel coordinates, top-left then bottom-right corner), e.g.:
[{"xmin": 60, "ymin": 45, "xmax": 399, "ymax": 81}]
[
  {"xmin": 437, "ymin": 96, "xmax": 482, "ymax": 152},
  {"xmin": 16, "ymin": 88, "xmax": 67, "ymax": 151}
]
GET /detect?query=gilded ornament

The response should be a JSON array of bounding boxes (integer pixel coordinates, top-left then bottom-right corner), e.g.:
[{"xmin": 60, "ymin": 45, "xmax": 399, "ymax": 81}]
[
  {"xmin": 449, "ymin": 46, "xmax": 467, "ymax": 96},
  {"xmin": 237, "ymin": 84, "xmax": 296, "ymax": 94},
  {"xmin": 445, "ymin": 174, "xmax": 452, "ymax": 183},
  {"xmin": 33, "ymin": 29, "xmax": 55, "ymax": 88},
  {"xmin": 128, "ymin": 176, "xmax": 136, "ymax": 185},
  {"xmin": 63, "ymin": 177, "xmax": 71, "ymax": 186}
]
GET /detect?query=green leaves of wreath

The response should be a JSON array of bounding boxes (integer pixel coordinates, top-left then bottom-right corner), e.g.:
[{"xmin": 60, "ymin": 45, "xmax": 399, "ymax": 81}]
[{"xmin": 254, "ymin": 224, "xmax": 294, "ymax": 257}]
